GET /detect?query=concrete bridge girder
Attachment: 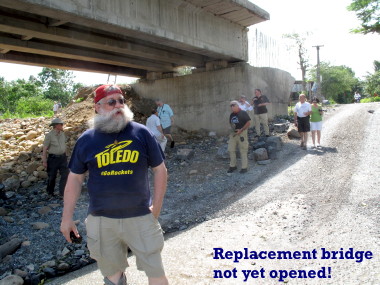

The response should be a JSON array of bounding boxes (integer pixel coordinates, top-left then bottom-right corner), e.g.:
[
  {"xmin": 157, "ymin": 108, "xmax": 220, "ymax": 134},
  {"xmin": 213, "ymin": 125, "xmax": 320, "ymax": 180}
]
[{"xmin": 0, "ymin": 0, "xmax": 269, "ymax": 77}]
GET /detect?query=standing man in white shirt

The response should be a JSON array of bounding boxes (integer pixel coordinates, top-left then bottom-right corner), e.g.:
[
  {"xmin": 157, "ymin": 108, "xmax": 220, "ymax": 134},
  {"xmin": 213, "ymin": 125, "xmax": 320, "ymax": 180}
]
[
  {"xmin": 146, "ymin": 109, "xmax": 167, "ymax": 152},
  {"xmin": 294, "ymin": 93, "xmax": 312, "ymax": 150},
  {"xmin": 53, "ymin": 101, "xmax": 60, "ymax": 116}
]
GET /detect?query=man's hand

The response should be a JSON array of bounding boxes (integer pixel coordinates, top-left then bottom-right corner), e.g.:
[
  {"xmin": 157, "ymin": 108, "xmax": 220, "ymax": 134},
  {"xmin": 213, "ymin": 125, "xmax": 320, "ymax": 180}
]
[{"xmin": 60, "ymin": 219, "xmax": 78, "ymax": 243}]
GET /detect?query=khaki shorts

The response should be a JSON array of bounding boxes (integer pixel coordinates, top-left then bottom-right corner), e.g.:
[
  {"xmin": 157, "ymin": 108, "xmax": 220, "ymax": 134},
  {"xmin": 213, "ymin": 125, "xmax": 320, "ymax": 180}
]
[{"xmin": 85, "ymin": 213, "xmax": 165, "ymax": 278}]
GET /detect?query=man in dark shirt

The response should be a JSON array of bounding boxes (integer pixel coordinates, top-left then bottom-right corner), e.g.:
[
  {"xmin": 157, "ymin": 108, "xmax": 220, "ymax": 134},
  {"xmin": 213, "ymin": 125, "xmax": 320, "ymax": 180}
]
[
  {"xmin": 228, "ymin": 100, "xmax": 251, "ymax": 174},
  {"xmin": 252, "ymin": 89, "xmax": 271, "ymax": 137},
  {"xmin": 60, "ymin": 84, "xmax": 169, "ymax": 285}
]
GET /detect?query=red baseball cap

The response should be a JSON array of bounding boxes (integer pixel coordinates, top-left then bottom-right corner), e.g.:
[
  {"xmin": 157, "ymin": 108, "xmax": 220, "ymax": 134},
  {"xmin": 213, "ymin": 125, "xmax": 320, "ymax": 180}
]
[{"xmin": 94, "ymin": 84, "xmax": 123, "ymax": 103}]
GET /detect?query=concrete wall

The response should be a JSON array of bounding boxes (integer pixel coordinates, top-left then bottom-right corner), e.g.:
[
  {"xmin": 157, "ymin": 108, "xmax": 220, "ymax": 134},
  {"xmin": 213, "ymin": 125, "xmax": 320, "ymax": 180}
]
[
  {"xmin": 132, "ymin": 63, "xmax": 295, "ymax": 135},
  {"xmin": 16, "ymin": 0, "xmax": 248, "ymax": 61}
]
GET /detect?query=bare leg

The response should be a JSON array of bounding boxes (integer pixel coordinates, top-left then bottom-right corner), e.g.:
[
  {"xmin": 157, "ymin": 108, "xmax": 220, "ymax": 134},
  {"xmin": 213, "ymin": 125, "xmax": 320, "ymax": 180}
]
[
  {"xmin": 149, "ymin": 276, "xmax": 169, "ymax": 285},
  {"xmin": 299, "ymin": 132, "xmax": 304, "ymax": 146},
  {"xmin": 303, "ymin": 132, "xmax": 308, "ymax": 148},
  {"xmin": 317, "ymin": 130, "xmax": 321, "ymax": 145},
  {"xmin": 106, "ymin": 272, "xmax": 122, "ymax": 284},
  {"xmin": 311, "ymin": 131, "xmax": 316, "ymax": 146}
]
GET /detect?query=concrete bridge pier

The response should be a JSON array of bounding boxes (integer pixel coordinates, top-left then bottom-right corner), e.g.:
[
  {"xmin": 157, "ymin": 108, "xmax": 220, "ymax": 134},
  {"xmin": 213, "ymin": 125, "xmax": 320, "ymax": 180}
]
[{"xmin": 132, "ymin": 62, "xmax": 295, "ymax": 135}]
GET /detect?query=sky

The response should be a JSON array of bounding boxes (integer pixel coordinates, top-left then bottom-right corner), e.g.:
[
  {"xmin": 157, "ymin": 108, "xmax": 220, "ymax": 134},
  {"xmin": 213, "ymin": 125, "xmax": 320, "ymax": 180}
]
[
  {"xmin": 0, "ymin": 0, "xmax": 378, "ymax": 83},
  {"xmin": 250, "ymin": 0, "xmax": 380, "ymax": 79}
]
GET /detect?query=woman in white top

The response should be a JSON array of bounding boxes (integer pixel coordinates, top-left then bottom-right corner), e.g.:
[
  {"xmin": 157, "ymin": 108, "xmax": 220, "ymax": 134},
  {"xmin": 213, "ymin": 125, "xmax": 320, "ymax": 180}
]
[{"xmin": 294, "ymin": 94, "xmax": 312, "ymax": 150}]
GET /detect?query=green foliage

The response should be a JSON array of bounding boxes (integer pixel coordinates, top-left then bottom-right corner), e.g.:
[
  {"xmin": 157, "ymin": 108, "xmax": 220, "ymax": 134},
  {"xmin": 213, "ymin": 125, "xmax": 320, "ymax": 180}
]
[
  {"xmin": 374, "ymin": 60, "xmax": 380, "ymax": 72},
  {"xmin": 0, "ymin": 109, "xmax": 14, "ymax": 119},
  {"xmin": 364, "ymin": 69, "xmax": 380, "ymax": 96},
  {"xmin": 37, "ymin": 68, "xmax": 77, "ymax": 105},
  {"xmin": 177, "ymin": 66, "xmax": 195, "ymax": 75},
  {"xmin": 360, "ymin": 96, "xmax": 380, "ymax": 103},
  {"xmin": 309, "ymin": 62, "xmax": 359, "ymax": 103},
  {"xmin": 0, "ymin": 78, "xmax": 43, "ymax": 113},
  {"xmin": 15, "ymin": 96, "xmax": 54, "ymax": 117},
  {"xmin": 74, "ymin": 97, "xmax": 85, "ymax": 103},
  {"xmin": 347, "ymin": 0, "xmax": 380, "ymax": 34}
]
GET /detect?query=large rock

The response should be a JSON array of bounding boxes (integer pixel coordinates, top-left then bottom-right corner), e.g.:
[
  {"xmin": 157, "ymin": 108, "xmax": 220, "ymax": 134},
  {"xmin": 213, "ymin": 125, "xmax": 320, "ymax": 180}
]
[
  {"xmin": 25, "ymin": 162, "xmax": 40, "ymax": 175},
  {"xmin": 0, "ymin": 274, "xmax": 24, "ymax": 285},
  {"xmin": 287, "ymin": 128, "xmax": 301, "ymax": 139},
  {"xmin": 253, "ymin": 148, "xmax": 268, "ymax": 161},
  {"xmin": 25, "ymin": 131, "xmax": 38, "ymax": 140},
  {"xmin": 176, "ymin": 149, "xmax": 194, "ymax": 160},
  {"xmin": 17, "ymin": 152, "xmax": 30, "ymax": 162},
  {"xmin": 3, "ymin": 176, "xmax": 20, "ymax": 191},
  {"xmin": 266, "ymin": 136, "xmax": 283, "ymax": 151},
  {"xmin": 1, "ymin": 131, "xmax": 14, "ymax": 140}
]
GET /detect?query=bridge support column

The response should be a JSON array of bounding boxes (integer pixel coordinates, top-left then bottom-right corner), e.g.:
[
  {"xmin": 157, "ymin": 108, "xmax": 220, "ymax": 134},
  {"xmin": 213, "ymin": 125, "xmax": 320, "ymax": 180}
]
[{"xmin": 132, "ymin": 63, "xmax": 295, "ymax": 135}]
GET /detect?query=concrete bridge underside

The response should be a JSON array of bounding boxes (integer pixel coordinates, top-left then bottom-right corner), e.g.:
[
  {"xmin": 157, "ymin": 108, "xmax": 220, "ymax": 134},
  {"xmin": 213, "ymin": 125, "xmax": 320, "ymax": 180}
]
[
  {"xmin": 0, "ymin": 0, "xmax": 295, "ymax": 134},
  {"xmin": 0, "ymin": 0, "xmax": 269, "ymax": 77}
]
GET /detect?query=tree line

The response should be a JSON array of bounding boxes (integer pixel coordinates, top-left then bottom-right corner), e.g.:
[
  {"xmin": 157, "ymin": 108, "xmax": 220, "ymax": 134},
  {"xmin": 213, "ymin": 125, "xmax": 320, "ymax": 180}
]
[
  {"xmin": 0, "ymin": 68, "xmax": 83, "ymax": 118},
  {"xmin": 284, "ymin": 0, "xmax": 380, "ymax": 104}
]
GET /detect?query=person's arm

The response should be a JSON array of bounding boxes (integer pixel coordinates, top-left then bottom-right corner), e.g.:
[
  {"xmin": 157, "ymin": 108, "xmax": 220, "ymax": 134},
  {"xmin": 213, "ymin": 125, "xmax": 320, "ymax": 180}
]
[
  {"xmin": 304, "ymin": 105, "xmax": 312, "ymax": 116},
  {"xmin": 150, "ymin": 162, "xmax": 167, "ymax": 218},
  {"xmin": 244, "ymin": 101, "xmax": 253, "ymax": 111},
  {"xmin": 236, "ymin": 120, "xmax": 251, "ymax": 135},
  {"xmin": 259, "ymin": 96, "xmax": 271, "ymax": 107},
  {"xmin": 42, "ymin": 146, "xmax": 48, "ymax": 169},
  {"xmin": 294, "ymin": 107, "xmax": 298, "ymax": 125},
  {"xmin": 157, "ymin": 124, "xmax": 165, "ymax": 139},
  {"xmin": 167, "ymin": 105, "xmax": 174, "ymax": 125},
  {"xmin": 60, "ymin": 172, "xmax": 85, "ymax": 243}
]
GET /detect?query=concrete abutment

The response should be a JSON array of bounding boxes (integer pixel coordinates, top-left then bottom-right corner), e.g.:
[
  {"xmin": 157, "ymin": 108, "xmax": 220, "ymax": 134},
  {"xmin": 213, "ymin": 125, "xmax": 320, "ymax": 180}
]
[{"xmin": 132, "ymin": 63, "xmax": 295, "ymax": 135}]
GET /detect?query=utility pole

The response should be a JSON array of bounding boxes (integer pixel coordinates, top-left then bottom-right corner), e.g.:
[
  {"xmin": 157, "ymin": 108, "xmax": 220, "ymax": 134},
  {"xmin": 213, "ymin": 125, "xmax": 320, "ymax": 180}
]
[{"xmin": 312, "ymin": 45, "xmax": 323, "ymax": 99}]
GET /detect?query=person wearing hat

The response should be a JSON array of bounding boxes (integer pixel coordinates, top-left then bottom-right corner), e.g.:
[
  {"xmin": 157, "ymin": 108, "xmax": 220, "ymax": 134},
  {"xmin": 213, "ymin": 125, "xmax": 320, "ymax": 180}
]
[
  {"xmin": 228, "ymin": 100, "xmax": 251, "ymax": 174},
  {"xmin": 42, "ymin": 117, "xmax": 69, "ymax": 196},
  {"xmin": 60, "ymin": 84, "xmax": 169, "ymax": 285}
]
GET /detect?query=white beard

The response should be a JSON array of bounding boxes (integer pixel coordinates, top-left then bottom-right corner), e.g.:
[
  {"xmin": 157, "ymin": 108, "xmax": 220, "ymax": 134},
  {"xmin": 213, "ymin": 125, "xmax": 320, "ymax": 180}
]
[{"xmin": 89, "ymin": 106, "xmax": 134, "ymax": 133}]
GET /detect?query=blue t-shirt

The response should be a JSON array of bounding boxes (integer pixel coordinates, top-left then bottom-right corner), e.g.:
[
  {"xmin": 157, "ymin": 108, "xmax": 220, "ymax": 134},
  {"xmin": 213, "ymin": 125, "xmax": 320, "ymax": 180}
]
[
  {"xmin": 69, "ymin": 121, "xmax": 165, "ymax": 218},
  {"xmin": 157, "ymin": 104, "xmax": 173, "ymax": 129}
]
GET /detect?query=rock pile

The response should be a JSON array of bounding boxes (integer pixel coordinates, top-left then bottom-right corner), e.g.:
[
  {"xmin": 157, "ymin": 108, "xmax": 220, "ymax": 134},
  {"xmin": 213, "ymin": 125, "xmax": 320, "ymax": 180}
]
[
  {"xmin": 0, "ymin": 85, "xmax": 154, "ymax": 193},
  {"xmin": 0, "ymin": 84, "xmax": 158, "ymax": 284}
]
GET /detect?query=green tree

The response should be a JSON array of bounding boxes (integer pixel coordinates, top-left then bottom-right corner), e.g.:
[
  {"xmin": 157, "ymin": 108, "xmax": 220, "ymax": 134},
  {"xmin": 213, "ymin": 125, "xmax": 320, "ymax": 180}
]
[
  {"xmin": 283, "ymin": 33, "xmax": 311, "ymax": 92},
  {"xmin": 364, "ymin": 60, "xmax": 380, "ymax": 95},
  {"xmin": 0, "ymin": 78, "xmax": 43, "ymax": 113},
  {"xmin": 310, "ymin": 63, "xmax": 359, "ymax": 103},
  {"xmin": 37, "ymin": 68, "xmax": 77, "ymax": 106},
  {"xmin": 347, "ymin": 0, "xmax": 380, "ymax": 34},
  {"xmin": 373, "ymin": 60, "xmax": 380, "ymax": 71},
  {"xmin": 15, "ymin": 96, "xmax": 54, "ymax": 117}
]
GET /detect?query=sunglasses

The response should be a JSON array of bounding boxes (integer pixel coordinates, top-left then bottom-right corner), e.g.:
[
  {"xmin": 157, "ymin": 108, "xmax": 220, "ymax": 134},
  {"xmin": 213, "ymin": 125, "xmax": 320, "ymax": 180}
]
[{"xmin": 99, "ymin": 98, "xmax": 125, "ymax": 106}]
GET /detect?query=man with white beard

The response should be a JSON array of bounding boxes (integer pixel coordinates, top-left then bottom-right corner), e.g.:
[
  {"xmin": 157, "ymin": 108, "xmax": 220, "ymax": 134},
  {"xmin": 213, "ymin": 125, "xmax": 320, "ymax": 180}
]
[{"xmin": 60, "ymin": 84, "xmax": 169, "ymax": 285}]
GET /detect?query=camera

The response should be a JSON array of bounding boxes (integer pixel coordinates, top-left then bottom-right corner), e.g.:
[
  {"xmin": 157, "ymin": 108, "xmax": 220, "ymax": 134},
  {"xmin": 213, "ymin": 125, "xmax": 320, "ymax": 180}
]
[{"xmin": 70, "ymin": 231, "xmax": 82, "ymax": 244}]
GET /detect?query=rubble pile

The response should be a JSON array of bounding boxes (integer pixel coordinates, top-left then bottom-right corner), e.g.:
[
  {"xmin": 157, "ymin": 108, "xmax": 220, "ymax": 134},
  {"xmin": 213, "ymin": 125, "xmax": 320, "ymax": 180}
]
[{"xmin": 0, "ymin": 84, "xmax": 155, "ymax": 192}]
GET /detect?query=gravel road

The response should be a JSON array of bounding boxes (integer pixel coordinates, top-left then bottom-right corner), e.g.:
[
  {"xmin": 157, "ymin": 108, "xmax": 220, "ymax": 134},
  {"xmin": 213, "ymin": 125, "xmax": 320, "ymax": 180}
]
[{"xmin": 50, "ymin": 102, "xmax": 380, "ymax": 285}]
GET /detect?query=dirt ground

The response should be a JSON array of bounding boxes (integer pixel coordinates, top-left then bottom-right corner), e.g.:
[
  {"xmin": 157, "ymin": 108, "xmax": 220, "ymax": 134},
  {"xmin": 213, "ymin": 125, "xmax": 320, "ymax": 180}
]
[{"xmin": 50, "ymin": 102, "xmax": 380, "ymax": 285}]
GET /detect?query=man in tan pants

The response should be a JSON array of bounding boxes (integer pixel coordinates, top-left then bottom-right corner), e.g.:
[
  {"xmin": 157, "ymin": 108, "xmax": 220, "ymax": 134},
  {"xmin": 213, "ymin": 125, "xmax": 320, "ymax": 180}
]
[
  {"xmin": 227, "ymin": 100, "xmax": 251, "ymax": 174},
  {"xmin": 252, "ymin": 89, "xmax": 271, "ymax": 137}
]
